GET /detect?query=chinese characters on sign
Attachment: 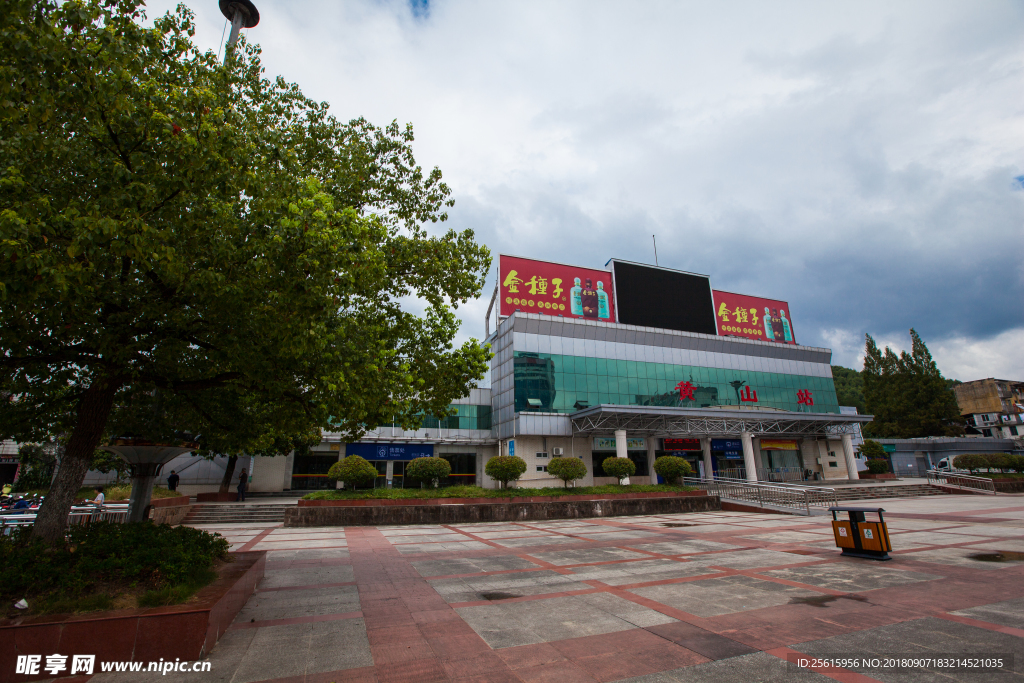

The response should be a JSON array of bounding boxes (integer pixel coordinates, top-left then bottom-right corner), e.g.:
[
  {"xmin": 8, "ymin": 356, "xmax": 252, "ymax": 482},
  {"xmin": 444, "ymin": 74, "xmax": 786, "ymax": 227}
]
[
  {"xmin": 500, "ymin": 255, "xmax": 616, "ymax": 322},
  {"xmin": 797, "ymin": 390, "xmax": 814, "ymax": 406},
  {"xmin": 712, "ymin": 290, "xmax": 796, "ymax": 345},
  {"xmin": 676, "ymin": 380, "xmax": 695, "ymax": 401}
]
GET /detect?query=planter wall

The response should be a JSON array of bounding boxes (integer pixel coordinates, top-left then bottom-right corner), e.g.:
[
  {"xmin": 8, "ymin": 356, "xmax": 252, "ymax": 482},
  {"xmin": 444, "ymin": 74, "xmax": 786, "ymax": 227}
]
[
  {"xmin": 286, "ymin": 493, "xmax": 720, "ymax": 526},
  {"xmin": 0, "ymin": 551, "xmax": 264, "ymax": 682},
  {"xmin": 196, "ymin": 492, "xmax": 239, "ymax": 503},
  {"xmin": 148, "ymin": 496, "xmax": 191, "ymax": 525},
  {"xmin": 992, "ymin": 479, "xmax": 1024, "ymax": 493},
  {"xmin": 860, "ymin": 473, "xmax": 897, "ymax": 480}
]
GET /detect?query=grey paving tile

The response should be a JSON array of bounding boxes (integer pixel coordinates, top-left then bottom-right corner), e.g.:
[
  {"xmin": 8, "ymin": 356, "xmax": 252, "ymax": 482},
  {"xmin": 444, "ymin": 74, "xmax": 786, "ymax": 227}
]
[
  {"xmin": 630, "ymin": 540, "xmax": 742, "ymax": 555},
  {"xmin": 618, "ymin": 651, "xmax": 834, "ymax": 682},
  {"xmin": 229, "ymin": 619, "xmax": 372, "ymax": 683},
  {"xmin": 412, "ymin": 555, "xmax": 540, "ymax": 577},
  {"xmin": 901, "ymin": 547, "xmax": 1024, "ymax": 570},
  {"xmin": 630, "ymin": 574, "xmax": 820, "ymax": 618},
  {"xmin": 684, "ymin": 549, "xmax": 813, "ymax": 570},
  {"xmin": 429, "ymin": 569, "xmax": 590, "ymax": 603},
  {"xmin": 456, "ymin": 594, "xmax": 657, "ymax": 648},
  {"xmin": 394, "ymin": 540, "xmax": 491, "ymax": 553},
  {"xmin": 953, "ymin": 597, "xmax": 1024, "ymax": 630},
  {"xmin": 259, "ymin": 565, "xmax": 355, "ymax": 588},
  {"xmin": 529, "ymin": 547, "xmax": 651, "ymax": 565},
  {"xmin": 761, "ymin": 563, "xmax": 941, "ymax": 592},
  {"xmin": 264, "ymin": 548, "xmax": 350, "ymax": 561},
  {"xmin": 490, "ymin": 536, "xmax": 593, "ymax": 548},
  {"xmin": 236, "ymin": 585, "xmax": 360, "ymax": 622},
  {"xmin": 565, "ymin": 558, "xmax": 717, "ymax": 585},
  {"xmin": 792, "ymin": 617, "xmax": 1024, "ymax": 682}
]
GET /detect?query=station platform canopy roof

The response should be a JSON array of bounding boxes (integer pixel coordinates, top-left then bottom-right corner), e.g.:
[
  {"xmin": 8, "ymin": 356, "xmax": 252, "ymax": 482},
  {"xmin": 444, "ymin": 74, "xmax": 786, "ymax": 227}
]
[{"xmin": 569, "ymin": 404, "xmax": 873, "ymax": 438}]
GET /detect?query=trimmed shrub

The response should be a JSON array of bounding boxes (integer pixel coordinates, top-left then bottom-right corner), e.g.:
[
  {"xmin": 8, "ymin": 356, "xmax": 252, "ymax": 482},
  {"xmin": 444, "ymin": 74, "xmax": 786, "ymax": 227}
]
[
  {"xmin": 865, "ymin": 459, "xmax": 890, "ymax": 474},
  {"xmin": 327, "ymin": 455, "xmax": 378, "ymax": 488},
  {"xmin": 485, "ymin": 456, "xmax": 527, "ymax": 489},
  {"xmin": 0, "ymin": 522, "xmax": 228, "ymax": 613},
  {"xmin": 1006, "ymin": 454, "xmax": 1024, "ymax": 473},
  {"xmin": 859, "ymin": 440, "xmax": 887, "ymax": 460},
  {"xmin": 547, "ymin": 457, "xmax": 587, "ymax": 488},
  {"xmin": 405, "ymin": 457, "xmax": 452, "ymax": 488},
  {"xmin": 953, "ymin": 453, "xmax": 986, "ymax": 473},
  {"xmin": 986, "ymin": 453, "xmax": 1009, "ymax": 473},
  {"xmin": 601, "ymin": 456, "xmax": 636, "ymax": 484},
  {"xmin": 653, "ymin": 456, "xmax": 692, "ymax": 485}
]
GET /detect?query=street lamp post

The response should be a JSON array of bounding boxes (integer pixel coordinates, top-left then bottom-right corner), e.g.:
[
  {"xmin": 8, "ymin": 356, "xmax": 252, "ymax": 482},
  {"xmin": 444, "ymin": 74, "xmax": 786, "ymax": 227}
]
[{"xmin": 219, "ymin": 0, "xmax": 260, "ymax": 64}]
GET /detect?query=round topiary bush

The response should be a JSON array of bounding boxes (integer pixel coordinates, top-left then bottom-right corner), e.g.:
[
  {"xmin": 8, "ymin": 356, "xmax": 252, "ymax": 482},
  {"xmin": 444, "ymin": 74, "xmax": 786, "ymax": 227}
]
[
  {"xmin": 601, "ymin": 456, "xmax": 636, "ymax": 484},
  {"xmin": 546, "ymin": 457, "xmax": 587, "ymax": 488},
  {"xmin": 859, "ymin": 440, "xmax": 887, "ymax": 460},
  {"xmin": 653, "ymin": 456, "xmax": 692, "ymax": 484},
  {"xmin": 405, "ymin": 457, "xmax": 452, "ymax": 488},
  {"xmin": 865, "ymin": 458, "xmax": 890, "ymax": 474},
  {"xmin": 1006, "ymin": 454, "xmax": 1024, "ymax": 473},
  {"xmin": 485, "ymin": 455, "xmax": 527, "ymax": 489},
  {"xmin": 954, "ymin": 453, "xmax": 986, "ymax": 473},
  {"xmin": 327, "ymin": 455, "xmax": 378, "ymax": 488},
  {"xmin": 986, "ymin": 453, "xmax": 1009, "ymax": 473}
]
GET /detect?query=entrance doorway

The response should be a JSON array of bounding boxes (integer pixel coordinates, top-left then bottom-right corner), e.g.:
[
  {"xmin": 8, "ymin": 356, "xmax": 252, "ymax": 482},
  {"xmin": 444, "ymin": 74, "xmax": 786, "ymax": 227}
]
[{"xmin": 291, "ymin": 453, "xmax": 339, "ymax": 490}]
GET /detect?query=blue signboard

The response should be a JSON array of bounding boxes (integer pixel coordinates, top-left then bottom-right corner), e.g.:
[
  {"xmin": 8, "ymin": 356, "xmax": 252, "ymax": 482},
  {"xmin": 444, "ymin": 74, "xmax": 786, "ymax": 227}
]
[
  {"xmin": 509, "ymin": 440, "xmax": 515, "ymax": 457},
  {"xmin": 711, "ymin": 439, "xmax": 742, "ymax": 459},
  {"xmin": 346, "ymin": 443, "xmax": 434, "ymax": 461}
]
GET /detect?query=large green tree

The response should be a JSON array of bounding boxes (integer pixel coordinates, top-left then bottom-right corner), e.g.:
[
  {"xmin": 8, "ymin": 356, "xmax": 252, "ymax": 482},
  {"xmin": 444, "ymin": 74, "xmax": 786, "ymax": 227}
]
[
  {"xmin": 831, "ymin": 365, "xmax": 865, "ymax": 414},
  {"xmin": 862, "ymin": 330, "xmax": 964, "ymax": 438},
  {"xmin": 0, "ymin": 0, "xmax": 491, "ymax": 543}
]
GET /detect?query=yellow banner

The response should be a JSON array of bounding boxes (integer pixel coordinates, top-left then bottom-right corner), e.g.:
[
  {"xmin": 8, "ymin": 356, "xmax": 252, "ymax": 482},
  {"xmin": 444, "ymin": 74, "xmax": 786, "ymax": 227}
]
[{"xmin": 760, "ymin": 439, "xmax": 798, "ymax": 451}]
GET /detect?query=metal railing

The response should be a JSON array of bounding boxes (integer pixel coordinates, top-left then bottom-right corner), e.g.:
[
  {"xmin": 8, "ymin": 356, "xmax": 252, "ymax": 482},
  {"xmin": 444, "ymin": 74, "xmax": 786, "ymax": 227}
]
[
  {"xmin": 756, "ymin": 467, "xmax": 805, "ymax": 482},
  {"xmin": 685, "ymin": 476, "xmax": 838, "ymax": 515},
  {"xmin": 926, "ymin": 470, "xmax": 997, "ymax": 495},
  {"xmin": 0, "ymin": 504, "xmax": 130, "ymax": 535}
]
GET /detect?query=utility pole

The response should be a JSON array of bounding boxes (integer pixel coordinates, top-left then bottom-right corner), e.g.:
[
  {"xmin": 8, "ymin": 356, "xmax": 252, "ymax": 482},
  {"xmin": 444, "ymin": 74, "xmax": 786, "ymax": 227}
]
[
  {"xmin": 652, "ymin": 235, "xmax": 659, "ymax": 266},
  {"xmin": 220, "ymin": 0, "xmax": 261, "ymax": 64}
]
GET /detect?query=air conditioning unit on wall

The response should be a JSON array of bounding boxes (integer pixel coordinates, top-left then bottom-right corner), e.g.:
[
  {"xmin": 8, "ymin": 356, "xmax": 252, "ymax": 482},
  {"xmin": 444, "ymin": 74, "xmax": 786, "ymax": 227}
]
[{"xmin": 552, "ymin": 447, "xmax": 564, "ymax": 456}]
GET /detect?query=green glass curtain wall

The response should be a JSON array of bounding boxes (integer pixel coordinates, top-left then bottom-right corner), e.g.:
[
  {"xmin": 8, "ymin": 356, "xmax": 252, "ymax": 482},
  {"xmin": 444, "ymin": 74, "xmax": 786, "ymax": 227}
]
[{"xmin": 513, "ymin": 351, "xmax": 840, "ymax": 415}]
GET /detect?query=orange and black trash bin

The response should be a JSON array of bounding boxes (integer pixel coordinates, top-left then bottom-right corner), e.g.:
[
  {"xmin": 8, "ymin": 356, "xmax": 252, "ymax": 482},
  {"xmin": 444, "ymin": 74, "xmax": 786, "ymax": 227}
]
[{"xmin": 829, "ymin": 506, "xmax": 892, "ymax": 561}]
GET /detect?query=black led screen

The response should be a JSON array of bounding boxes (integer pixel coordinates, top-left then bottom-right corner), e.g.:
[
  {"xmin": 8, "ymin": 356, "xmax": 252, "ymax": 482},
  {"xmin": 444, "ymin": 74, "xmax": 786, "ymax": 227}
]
[{"xmin": 611, "ymin": 261, "xmax": 717, "ymax": 334}]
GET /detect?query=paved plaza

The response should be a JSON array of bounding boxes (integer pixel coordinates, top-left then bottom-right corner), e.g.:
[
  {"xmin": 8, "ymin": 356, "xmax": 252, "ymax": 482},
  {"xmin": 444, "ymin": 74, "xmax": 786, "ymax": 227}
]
[{"xmin": 100, "ymin": 494, "xmax": 1024, "ymax": 682}]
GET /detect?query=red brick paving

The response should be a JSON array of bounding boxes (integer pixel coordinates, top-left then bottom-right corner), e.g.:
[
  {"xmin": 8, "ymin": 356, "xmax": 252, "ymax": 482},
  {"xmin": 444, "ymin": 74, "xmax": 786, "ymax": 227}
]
[{"xmin": 210, "ymin": 504, "xmax": 1024, "ymax": 683}]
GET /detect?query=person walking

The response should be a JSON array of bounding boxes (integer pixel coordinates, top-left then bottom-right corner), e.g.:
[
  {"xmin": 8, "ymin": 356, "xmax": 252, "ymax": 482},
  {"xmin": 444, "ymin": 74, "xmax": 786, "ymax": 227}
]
[
  {"xmin": 236, "ymin": 468, "xmax": 247, "ymax": 502},
  {"xmin": 167, "ymin": 470, "xmax": 180, "ymax": 492}
]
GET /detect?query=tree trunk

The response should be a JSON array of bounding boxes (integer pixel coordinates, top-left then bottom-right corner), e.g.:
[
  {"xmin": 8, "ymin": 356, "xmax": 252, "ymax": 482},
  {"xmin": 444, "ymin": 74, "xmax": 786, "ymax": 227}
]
[
  {"xmin": 32, "ymin": 380, "xmax": 119, "ymax": 545},
  {"xmin": 219, "ymin": 455, "xmax": 238, "ymax": 494}
]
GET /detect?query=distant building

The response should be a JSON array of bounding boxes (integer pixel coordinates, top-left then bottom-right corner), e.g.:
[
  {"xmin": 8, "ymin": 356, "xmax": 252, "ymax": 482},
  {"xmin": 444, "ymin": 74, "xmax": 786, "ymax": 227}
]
[{"xmin": 953, "ymin": 378, "xmax": 1024, "ymax": 439}]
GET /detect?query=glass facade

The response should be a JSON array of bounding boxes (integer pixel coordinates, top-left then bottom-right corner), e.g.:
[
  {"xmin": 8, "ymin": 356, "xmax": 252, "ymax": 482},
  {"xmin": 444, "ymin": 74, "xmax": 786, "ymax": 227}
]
[
  {"xmin": 514, "ymin": 351, "xmax": 839, "ymax": 414},
  {"xmin": 376, "ymin": 404, "xmax": 493, "ymax": 431}
]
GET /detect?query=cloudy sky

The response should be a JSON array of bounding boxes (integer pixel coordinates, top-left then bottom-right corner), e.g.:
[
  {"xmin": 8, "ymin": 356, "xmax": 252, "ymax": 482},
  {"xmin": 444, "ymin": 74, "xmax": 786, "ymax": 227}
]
[{"xmin": 150, "ymin": 0, "xmax": 1023, "ymax": 379}]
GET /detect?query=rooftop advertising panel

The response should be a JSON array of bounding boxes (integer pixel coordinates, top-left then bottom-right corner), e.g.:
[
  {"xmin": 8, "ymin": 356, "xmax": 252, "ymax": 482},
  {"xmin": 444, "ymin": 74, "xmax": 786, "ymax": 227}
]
[
  {"xmin": 713, "ymin": 290, "xmax": 796, "ymax": 344},
  {"xmin": 499, "ymin": 255, "xmax": 616, "ymax": 322},
  {"xmin": 609, "ymin": 261, "xmax": 717, "ymax": 335}
]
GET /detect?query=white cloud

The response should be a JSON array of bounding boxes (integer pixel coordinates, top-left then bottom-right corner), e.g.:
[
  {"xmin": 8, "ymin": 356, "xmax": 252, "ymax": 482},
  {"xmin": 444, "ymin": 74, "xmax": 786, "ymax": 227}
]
[{"xmin": 146, "ymin": 0, "xmax": 1024, "ymax": 379}]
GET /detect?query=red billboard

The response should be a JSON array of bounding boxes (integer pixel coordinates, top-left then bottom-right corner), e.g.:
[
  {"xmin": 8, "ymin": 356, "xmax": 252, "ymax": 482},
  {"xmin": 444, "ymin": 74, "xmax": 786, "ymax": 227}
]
[
  {"xmin": 713, "ymin": 290, "xmax": 796, "ymax": 344},
  {"xmin": 500, "ymin": 255, "xmax": 616, "ymax": 322}
]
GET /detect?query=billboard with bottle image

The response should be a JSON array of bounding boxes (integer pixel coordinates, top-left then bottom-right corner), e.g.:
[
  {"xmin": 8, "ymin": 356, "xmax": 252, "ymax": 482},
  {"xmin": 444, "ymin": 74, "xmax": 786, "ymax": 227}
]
[
  {"xmin": 499, "ymin": 255, "xmax": 616, "ymax": 322},
  {"xmin": 712, "ymin": 290, "xmax": 796, "ymax": 344}
]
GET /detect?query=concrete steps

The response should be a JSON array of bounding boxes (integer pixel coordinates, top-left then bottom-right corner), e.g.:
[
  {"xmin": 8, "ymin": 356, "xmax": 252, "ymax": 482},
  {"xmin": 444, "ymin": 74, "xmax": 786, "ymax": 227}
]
[
  {"xmin": 831, "ymin": 484, "xmax": 950, "ymax": 501},
  {"xmin": 183, "ymin": 503, "xmax": 296, "ymax": 525}
]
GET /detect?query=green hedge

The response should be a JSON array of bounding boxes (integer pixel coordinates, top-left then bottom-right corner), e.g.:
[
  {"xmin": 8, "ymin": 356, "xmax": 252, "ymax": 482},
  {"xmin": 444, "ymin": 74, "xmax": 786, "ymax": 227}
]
[{"xmin": 0, "ymin": 522, "xmax": 228, "ymax": 614}]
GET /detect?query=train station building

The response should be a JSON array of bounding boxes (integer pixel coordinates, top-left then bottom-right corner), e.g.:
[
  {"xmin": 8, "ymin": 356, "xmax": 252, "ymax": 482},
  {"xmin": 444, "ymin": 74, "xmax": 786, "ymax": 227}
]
[{"xmin": 105, "ymin": 256, "xmax": 874, "ymax": 494}]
